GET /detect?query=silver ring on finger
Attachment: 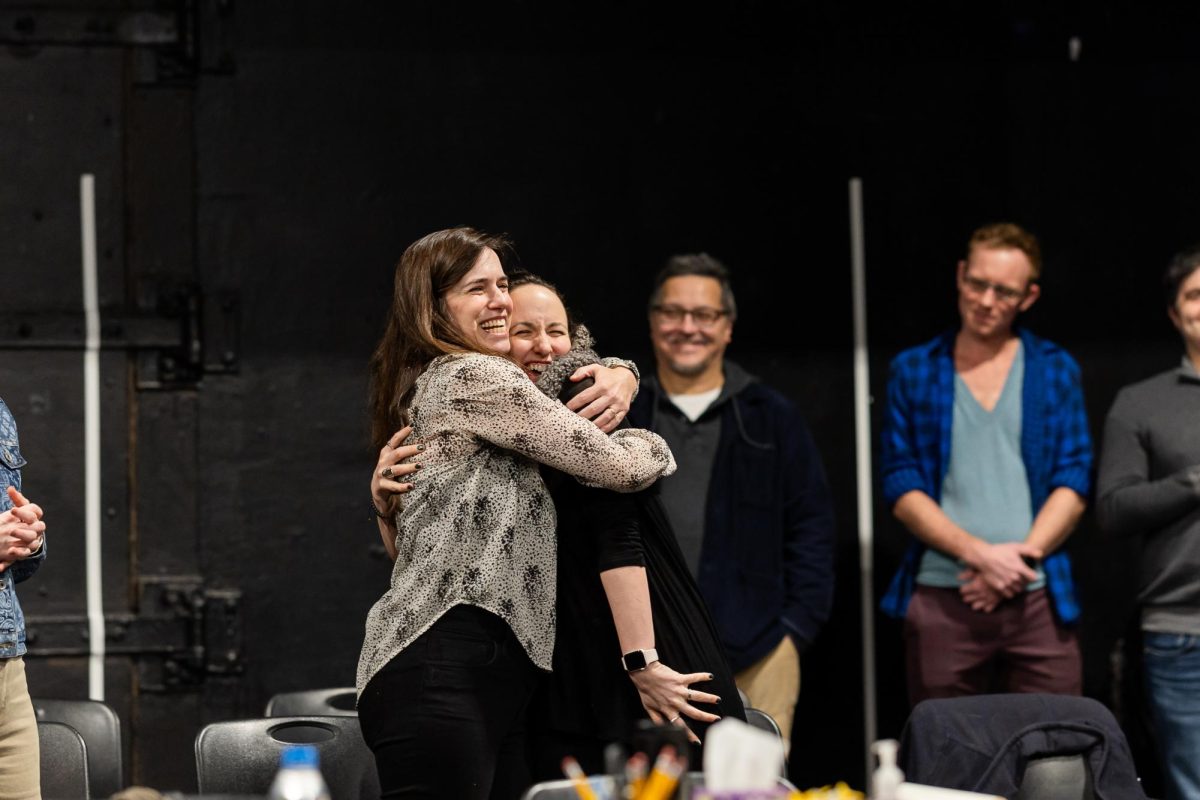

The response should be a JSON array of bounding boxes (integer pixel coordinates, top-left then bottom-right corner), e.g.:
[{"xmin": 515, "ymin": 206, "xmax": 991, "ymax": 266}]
[
  {"xmin": 382, "ymin": 467, "xmax": 394, "ymax": 479},
  {"xmin": 669, "ymin": 714, "xmax": 681, "ymax": 723},
  {"xmin": 686, "ymin": 689, "xmax": 693, "ymax": 701}
]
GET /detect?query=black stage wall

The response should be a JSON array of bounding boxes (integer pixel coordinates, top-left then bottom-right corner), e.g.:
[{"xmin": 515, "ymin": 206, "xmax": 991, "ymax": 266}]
[{"xmin": 2, "ymin": 1, "xmax": 1199, "ymax": 792}]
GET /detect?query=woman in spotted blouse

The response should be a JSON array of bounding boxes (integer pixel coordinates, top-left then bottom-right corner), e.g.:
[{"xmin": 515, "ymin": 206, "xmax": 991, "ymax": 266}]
[{"xmin": 355, "ymin": 227, "xmax": 676, "ymax": 800}]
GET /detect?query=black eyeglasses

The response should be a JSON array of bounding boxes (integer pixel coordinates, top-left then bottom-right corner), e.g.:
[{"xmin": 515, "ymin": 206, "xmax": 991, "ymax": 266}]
[
  {"xmin": 651, "ymin": 305, "xmax": 730, "ymax": 327},
  {"xmin": 961, "ymin": 275, "xmax": 1027, "ymax": 304}
]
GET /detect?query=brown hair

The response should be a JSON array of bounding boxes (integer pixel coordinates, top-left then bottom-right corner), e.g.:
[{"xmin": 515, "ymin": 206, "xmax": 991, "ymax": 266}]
[
  {"xmin": 1164, "ymin": 244, "xmax": 1200, "ymax": 307},
  {"xmin": 647, "ymin": 252, "xmax": 738, "ymax": 321},
  {"xmin": 966, "ymin": 222, "xmax": 1043, "ymax": 281},
  {"xmin": 369, "ymin": 227, "xmax": 512, "ymax": 448}
]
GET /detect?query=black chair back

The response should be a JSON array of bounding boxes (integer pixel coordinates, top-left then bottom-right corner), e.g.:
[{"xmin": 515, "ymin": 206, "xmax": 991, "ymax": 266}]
[
  {"xmin": 39, "ymin": 720, "xmax": 90, "ymax": 800},
  {"xmin": 194, "ymin": 715, "xmax": 379, "ymax": 800},
  {"xmin": 34, "ymin": 697, "xmax": 122, "ymax": 798},
  {"xmin": 265, "ymin": 687, "xmax": 357, "ymax": 717},
  {"xmin": 744, "ymin": 707, "xmax": 782, "ymax": 739}
]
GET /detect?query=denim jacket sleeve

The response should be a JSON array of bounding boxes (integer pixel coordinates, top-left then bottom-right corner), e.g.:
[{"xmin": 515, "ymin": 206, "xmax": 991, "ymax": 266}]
[
  {"xmin": 0, "ymin": 398, "xmax": 44, "ymax": 583},
  {"xmin": 10, "ymin": 539, "xmax": 45, "ymax": 583}
]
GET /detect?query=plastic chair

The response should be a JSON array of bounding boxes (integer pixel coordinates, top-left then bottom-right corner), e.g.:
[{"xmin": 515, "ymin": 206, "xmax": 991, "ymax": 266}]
[
  {"xmin": 39, "ymin": 720, "xmax": 90, "ymax": 800},
  {"xmin": 33, "ymin": 697, "xmax": 123, "ymax": 798},
  {"xmin": 265, "ymin": 687, "xmax": 358, "ymax": 717},
  {"xmin": 744, "ymin": 706, "xmax": 783, "ymax": 739},
  {"xmin": 194, "ymin": 715, "xmax": 379, "ymax": 800}
]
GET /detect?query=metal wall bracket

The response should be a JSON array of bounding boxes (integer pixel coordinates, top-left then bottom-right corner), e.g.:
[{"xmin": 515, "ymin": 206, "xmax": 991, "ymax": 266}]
[
  {"xmin": 0, "ymin": 284, "xmax": 240, "ymax": 389},
  {"xmin": 25, "ymin": 575, "xmax": 244, "ymax": 692},
  {"xmin": 0, "ymin": 7, "xmax": 181, "ymax": 48},
  {"xmin": 0, "ymin": 2, "xmax": 231, "ymax": 85}
]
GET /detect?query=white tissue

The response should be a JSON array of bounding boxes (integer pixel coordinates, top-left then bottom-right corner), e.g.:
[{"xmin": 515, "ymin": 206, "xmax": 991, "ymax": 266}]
[
  {"xmin": 896, "ymin": 783, "xmax": 1003, "ymax": 800},
  {"xmin": 701, "ymin": 717, "xmax": 785, "ymax": 791}
]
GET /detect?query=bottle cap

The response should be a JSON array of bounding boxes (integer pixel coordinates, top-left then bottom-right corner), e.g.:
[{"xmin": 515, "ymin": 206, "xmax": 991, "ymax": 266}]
[
  {"xmin": 280, "ymin": 745, "xmax": 320, "ymax": 769},
  {"xmin": 872, "ymin": 739, "xmax": 899, "ymax": 767}
]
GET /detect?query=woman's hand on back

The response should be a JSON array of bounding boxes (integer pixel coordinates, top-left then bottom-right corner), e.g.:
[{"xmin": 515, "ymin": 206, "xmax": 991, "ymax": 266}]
[
  {"xmin": 371, "ymin": 426, "xmax": 425, "ymax": 516},
  {"xmin": 627, "ymin": 662, "xmax": 722, "ymax": 744},
  {"xmin": 566, "ymin": 364, "xmax": 637, "ymax": 433}
]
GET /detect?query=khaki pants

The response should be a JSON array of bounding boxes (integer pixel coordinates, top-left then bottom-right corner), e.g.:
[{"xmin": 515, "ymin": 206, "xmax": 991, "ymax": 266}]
[
  {"xmin": 734, "ymin": 635, "xmax": 800, "ymax": 755},
  {"xmin": 0, "ymin": 658, "xmax": 39, "ymax": 800}
]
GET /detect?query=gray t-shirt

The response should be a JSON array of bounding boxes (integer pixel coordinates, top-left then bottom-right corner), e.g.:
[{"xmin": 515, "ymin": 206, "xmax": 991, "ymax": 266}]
[
  {"xmin": 650, "ymin": 363, "xmax": 757, "ymax": 577},
  {"xmin": 918, "ymin": 343, "xmax": 1043, "ymax": 589},
  {"xmin": 655, "ymin": 397, "xmax": 721, "ymax": 577}
]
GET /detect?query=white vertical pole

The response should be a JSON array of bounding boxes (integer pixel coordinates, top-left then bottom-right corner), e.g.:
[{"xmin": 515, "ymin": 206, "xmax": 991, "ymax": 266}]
[
  {"xmin": 80, "ymin": 174, "xmax": 106, "ymax": 701},
  {"xmin": 849, "ymin": 177, "xmax": 876, "ymax": 775}
]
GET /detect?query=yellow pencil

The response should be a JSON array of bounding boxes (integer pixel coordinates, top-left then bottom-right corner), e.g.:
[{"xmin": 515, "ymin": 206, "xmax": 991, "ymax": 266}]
[
  {"xmin": 637, "ymin": 745, "xmax": 684, "ymax": 800},
  {"xmin": 625, "ymin": 751, "xmax": 648, "ymax": 799},
  {"xmin": 562, "ymin": 755, "xmax": 600, "ymax": 800}
]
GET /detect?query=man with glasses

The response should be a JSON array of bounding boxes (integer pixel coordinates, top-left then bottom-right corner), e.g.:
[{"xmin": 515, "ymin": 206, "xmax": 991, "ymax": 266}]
[
  {"xmin": 628, "ymin": 253, "xmax": 835, "ymax": 749},
  {"xmin": 881, "ymin": 222, "xmax": 1092, "ymax": 704}
]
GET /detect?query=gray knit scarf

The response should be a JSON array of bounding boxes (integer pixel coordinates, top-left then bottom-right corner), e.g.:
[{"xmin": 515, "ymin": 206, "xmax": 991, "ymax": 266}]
[{"xmin": 534, "ymin": 324, "xmax": 600, "ymax": 400}]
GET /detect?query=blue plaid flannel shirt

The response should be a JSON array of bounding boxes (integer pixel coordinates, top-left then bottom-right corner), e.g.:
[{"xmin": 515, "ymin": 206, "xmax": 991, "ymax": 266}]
[{"xmin": 879, "ymin": 328, "xmax": 1093, "ymax": 624}]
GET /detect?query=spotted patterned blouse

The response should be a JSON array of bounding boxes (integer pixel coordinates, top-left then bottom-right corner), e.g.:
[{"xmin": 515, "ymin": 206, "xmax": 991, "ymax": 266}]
[{"xmin": 356, "ymin": 352, "xmax": 676, "ymax": 691}]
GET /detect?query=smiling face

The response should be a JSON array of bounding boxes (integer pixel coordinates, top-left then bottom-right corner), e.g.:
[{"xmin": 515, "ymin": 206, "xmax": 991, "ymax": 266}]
[
  {"xmin": 442, "ymin": 247, "xmax": 512, "ymax": 354},
  {"xmin": 1169, "ymin": 265, "xmax": 1200, "ymax": 357},
  {"xmin": 508, "ymin": 284, "xmax": 572, "ymax": 381},
  {"xmin": 649, "ymin": 275, "xmax": 732, "ymax": 383},
  {"xmin": 956, "ymin": 245, "xmax": 1040, "ymax": 343}
]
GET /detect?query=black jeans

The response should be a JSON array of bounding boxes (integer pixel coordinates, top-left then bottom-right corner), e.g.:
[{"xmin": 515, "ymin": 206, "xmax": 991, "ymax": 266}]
[{"xmin": 358, "ymin": 605, "xmax": 541, "ymax": 800}]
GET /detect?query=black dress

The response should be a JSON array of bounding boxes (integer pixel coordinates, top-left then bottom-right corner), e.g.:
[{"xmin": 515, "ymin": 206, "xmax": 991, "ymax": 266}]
[{"xmin": 526, "ymin": 332, "xmax": 745, "ymax": 779}]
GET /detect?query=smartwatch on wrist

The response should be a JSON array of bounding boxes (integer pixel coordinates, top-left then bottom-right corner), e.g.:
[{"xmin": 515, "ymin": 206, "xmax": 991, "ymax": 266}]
[{"xmin": 621, "ymin": 648, "xmax": 659, "ymax": 672}]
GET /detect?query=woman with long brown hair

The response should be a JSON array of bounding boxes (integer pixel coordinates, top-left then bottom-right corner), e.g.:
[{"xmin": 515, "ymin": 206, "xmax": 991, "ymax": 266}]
[{"xmin": 355, "ymin": 227, "xmax": 675, "ymax": 800}]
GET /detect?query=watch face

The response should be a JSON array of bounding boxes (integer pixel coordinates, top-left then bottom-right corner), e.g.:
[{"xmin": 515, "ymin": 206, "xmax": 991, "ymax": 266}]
[{"xmin": 623, "ymin": 650, "xmax": 648, "ymax": 671}]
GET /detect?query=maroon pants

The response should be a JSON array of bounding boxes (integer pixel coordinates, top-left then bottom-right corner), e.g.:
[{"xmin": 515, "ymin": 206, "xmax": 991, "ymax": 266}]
[{"xmin": 904, "ymin": 586, "xmax": 1081, "ymax": 706}]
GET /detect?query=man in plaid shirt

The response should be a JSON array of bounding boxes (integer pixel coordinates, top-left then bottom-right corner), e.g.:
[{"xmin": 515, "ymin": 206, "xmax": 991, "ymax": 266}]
[{"xmin": 880, "ymin": 223, "xmax": 1093, "ymax": 705}]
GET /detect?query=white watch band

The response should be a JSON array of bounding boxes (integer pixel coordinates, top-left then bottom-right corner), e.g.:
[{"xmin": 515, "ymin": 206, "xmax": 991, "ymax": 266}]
[{"xmin": 621, "ymin": 648, "xmax": 659, "ymax": 672}]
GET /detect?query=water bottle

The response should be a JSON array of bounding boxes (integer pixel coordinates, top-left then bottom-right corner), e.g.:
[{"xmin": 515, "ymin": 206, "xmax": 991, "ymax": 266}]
[{"xmin": 267, "ymin": 745, "xmax": 332, "ymax": 800}]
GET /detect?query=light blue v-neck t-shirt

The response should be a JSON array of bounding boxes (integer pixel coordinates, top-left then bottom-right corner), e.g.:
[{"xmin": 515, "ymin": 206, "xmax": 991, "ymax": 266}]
[{"xmin": 917, "ymin": 342, "xmax": 1044, "ymax": 589}]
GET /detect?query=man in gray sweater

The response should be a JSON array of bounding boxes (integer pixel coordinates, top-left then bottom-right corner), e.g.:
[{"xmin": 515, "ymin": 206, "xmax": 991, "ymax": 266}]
[{"xmin": 1097, "ymin": 243, "xmax": 1200, "ymax": 800}]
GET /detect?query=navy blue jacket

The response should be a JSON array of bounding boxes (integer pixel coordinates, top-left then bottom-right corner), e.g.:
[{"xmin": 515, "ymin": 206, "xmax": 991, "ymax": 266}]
[{"xmin": 629, "ymin": 364, "xmax": 835, "ymax": 672}]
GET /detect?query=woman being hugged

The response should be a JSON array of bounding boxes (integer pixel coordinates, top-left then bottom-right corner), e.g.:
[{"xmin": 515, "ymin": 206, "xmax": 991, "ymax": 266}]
[
  {"xmin": 503, "ymin": 275, "xmax": 744, "ymax": 779},
  {"xmin": 356, "ymin": 227, "xmax": 675, "ymax": 800}
]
